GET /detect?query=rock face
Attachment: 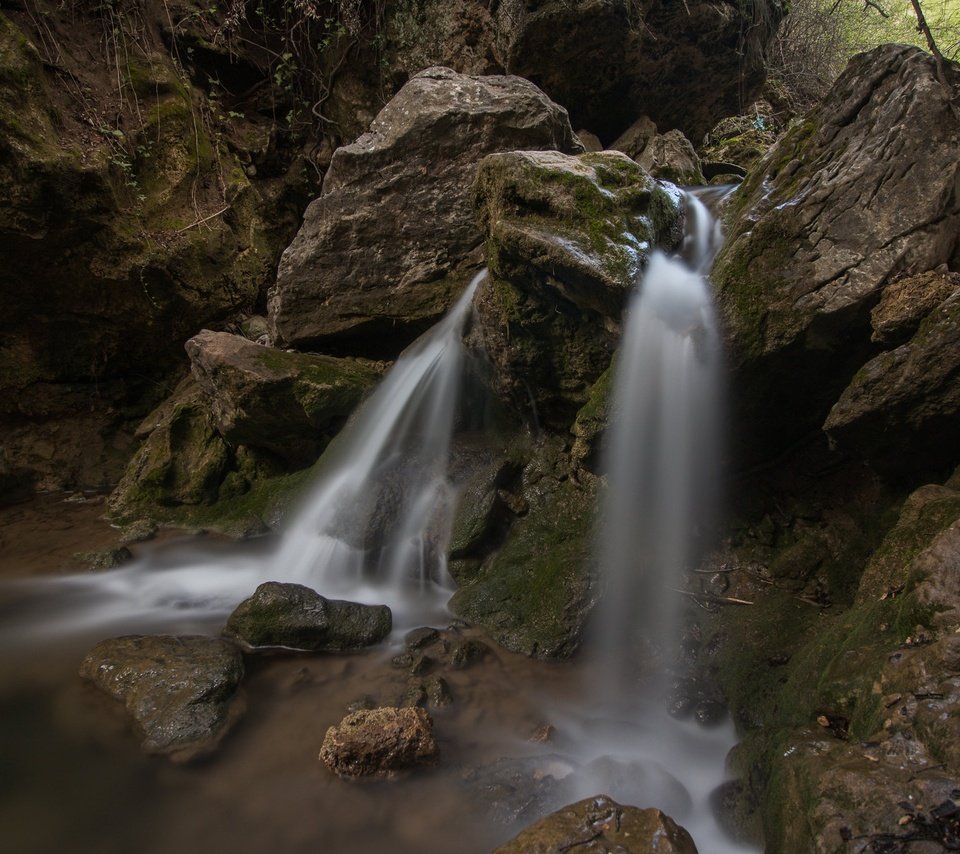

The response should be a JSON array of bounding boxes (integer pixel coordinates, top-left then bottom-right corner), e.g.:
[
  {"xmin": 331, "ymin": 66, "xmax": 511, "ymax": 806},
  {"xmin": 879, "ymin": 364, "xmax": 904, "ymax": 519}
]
[
  {"xmin": 824, "ymin": 289, "xmax": 960, "ymax": 478},
  {"xmin": 269, "ymin": 67, "xmax": 583, "ymax": 357},
  {"xmin": 494, "ymin": 795, "xmax": 698, "ymax": 853},
  {"xmin": 470, "ymin": 149, "xmax": 683, "ymax": 428},
  {"xmin": 713, "ymin": 45, "xmax": 960, "ymax": 462},
  {"xmin": 223, "ymin": 582, "xmax": 392, "ymax": 651},
  {"xmin": 0, "ymin": 9, "xmax": 308, "ymax": 492},
  {"xmin": 496, "ymin": 0, "xmax": 783, "ymax": 143},
  {"xmin": 185, "ymin": 331, "xmax": 382, "ymax": 468},
  {"xmin": 79, "ymin": 635, "xmax": 244, "ymax": 762},
  {"xmin": 319, "ymin": 706, "xmax": 438, "ymax": 777}
]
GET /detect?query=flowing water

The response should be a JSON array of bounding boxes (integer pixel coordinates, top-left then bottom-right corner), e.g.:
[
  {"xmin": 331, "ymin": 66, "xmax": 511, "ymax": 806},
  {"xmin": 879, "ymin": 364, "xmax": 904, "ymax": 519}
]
[{"xmin": 0, "ymin": 189, "xmax": 753, "ymax": 853}]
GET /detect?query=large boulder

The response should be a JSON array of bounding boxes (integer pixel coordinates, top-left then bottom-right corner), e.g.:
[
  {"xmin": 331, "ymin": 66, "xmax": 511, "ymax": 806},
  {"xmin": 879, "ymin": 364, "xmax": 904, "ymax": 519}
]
[
  {"xmin": 495, "ymin": 0, "xmax": 783, "ymax": 143},
  {"xmin": 713, "ymin": 45, "xmax": 960, "ymax": 463},
  {"xmin": 222, "ymin": 582, "xmax": 392, "ymax": 652},
  {"xmin": 319, "ymin": 706, "xmax": 438, "ymax": 777},
  {"xmin": 494, "ymin": 794, "xmax": 698, "ymax": 853},
  {"xmin": 79, "ymin": 635, "xmax": 244, "ymax": 762},
  {"xmin": 610, "ymin": 117, "xmax": 705, "ymax": 185},
  {"xmin": 269, "ymin": 66, "xmax": 582, "ymax": 357},
  {"xmin": 185, "ymin": 331, "xmax": 382, "ymax": 468},
  {"xmin": 470, "ymin": 149, "xmax": 683, "ymax": 428}
]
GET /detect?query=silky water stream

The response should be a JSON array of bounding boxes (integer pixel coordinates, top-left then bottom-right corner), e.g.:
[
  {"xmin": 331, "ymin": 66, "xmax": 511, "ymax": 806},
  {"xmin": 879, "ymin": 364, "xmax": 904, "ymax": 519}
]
[{"xmin": 0, "ymin": 191, "xmax": 753, "ymax": 853}]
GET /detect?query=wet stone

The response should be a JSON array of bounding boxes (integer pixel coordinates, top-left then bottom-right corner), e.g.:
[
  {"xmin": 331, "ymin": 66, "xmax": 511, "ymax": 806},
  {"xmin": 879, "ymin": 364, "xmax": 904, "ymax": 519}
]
[
  {"xmin": 450, "ymin": 638, "xmax": 491, "ymax": 669},
  {"xmin": 494, "ymin": 794, "xmax": 698, "ymax": 854},
  {"xmin": 694, "ymin": 699, "xmax": 728, "ymax": 727},
  {"xmin": 319, "ymin": 707, "xmax": 438, "ymax": 778},
  {"xmin": 410, "ymin": 654, "xmax": 432, "ymax": 676},
  {"xmin": 392, "ymin": 652, "xmax": 415, "ymax": 669},
  {"xmin": 424, "ymin": 676, "xmax": 453, "ymax": 708},
  {"xmin": 79, "ymin": 634, "xmax": 244, "ymax": 763},
  {"xmin": 404, "ymin": 626, "xmax": 440, "ymax": 650},
  {"xmin": 222, "ymin": 581, "xmax": 391, "ymax": 652}
]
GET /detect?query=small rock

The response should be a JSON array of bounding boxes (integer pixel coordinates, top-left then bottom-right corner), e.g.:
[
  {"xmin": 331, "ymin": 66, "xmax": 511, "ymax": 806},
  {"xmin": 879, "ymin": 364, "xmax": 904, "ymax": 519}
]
[
  {"xmin": 694, "ymin": 699, "xmax": 728, "ymax": 727},
  {"xmin": 75, "ymin": 546, "xmax": 133, "ymax": 572},
  {"xmin": 401, "ymin": 683, "xmax": 428, "ymax": 708},
  {"xmin": 529, "ymin": 724, "xmax": 555, "ymax": 744},
  {"xmin": 346, "ymin": 695, "xmax": 377, "ymax": 713},
  {"xmin": 450, "ymin": 638, "xmax": 491, "ymax": 669},
  {"xmin": 410, "ymin": 654, "xmax": 432, "ymax": 676},
  {"xmin": 392, "ymin": 652, "xmax": 415, "ymax": 668},
  {"xmin": 222, "ymin": 582, "xmax": 391, "ymax": 652},
  {"xmin": 404, "ymin": 626, "xmax": 440, "ymax": 650},
  {"xmin": 319, "ymin": 707, "xmax": 438, "ymax": 777},
  {"xmin": 424, "ymin": 676, "xmax": 453, "ymax": 708}
]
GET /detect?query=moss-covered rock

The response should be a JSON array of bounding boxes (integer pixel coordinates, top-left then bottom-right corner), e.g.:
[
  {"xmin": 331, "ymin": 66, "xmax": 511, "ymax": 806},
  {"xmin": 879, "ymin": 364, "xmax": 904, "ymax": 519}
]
[
  {"xmin": 470, "ymin": 149, "xmax": 683, "ymax": 429},
  {"xmin": 222, "ymin": 582, "xmax": 391, "ymax": 652},
  {"xmin": 186, "ymin": 330, "xmax": 383, "ymax": 468},
  {"xmin": 449, "ymin": 438, "xmax": 597, "ymax": 659}
]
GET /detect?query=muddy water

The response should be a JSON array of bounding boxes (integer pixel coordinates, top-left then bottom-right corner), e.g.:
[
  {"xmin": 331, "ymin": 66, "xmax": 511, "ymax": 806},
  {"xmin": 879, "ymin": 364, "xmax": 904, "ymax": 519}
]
[{"xmin": 0, "ymin": 499, "xmax": 746, "ymax": 854}]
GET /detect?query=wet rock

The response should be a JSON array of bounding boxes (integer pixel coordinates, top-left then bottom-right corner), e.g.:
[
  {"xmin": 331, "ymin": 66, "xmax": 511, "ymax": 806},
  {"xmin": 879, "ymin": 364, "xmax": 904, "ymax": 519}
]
[
  {"xmin": 79, "ymin": 634, "xmax": 244, "ymax": 762},
  {"xmin": 270, "ymin": 66, "xmax": 582, "ymax": 357},
  {"xmin": 319, "ymin": 707, "xmax": 438, "ymax": 777},
  {"xmin": 75, "ymin": 546, "xmax": 134, "ymax": 572},
  {"xmin": 404, "ymin": 626, "xmax": 440, "ymax": 651},
  {"xmin": 494, "ymin": 794, "xmax": 698, "ymax": 854},
  {"xmin": 450, "ymin": 638, "xmax": 491, "ymax": 669},
  {"xmin": 470, "ymin": 149, "xmax": 682, "ymax": 428},
  {"xmin": 713, "ymin": 45, "xmax": 960, "ymax": 463},
  {"xmin": 450, "ymin": 471, "xmax": 597, "ymax": 659},
  {"xmin": 222, "ymin": 582, "xmax": 391, "ymax": 652},
  {"xmin": 108, "ymin": 378, "xmax": 231, "ymax": 516},
  {"xmin": 463, "ymin": 755, "xmax": 576, "ymax": 825},
  {"xmin": 824, "ymin": 291, "xmax": 960, "ymax": 478},
  {"xmin": 694, "ymin": 699, "xmax": 728, "ymax": 727},
  {"xmin": 185, "ymin": 330, "xmax": 382, "ymax": 468}
]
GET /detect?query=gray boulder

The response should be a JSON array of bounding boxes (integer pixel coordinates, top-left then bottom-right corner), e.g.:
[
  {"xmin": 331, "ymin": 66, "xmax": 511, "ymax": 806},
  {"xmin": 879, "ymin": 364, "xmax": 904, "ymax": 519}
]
[
  {"xmin": 269, "ymin": 66, "xmax": 582, "ymax": 357},
  {"xmin": 824, "ymin": 290, "xmax": 960, "ymax": 477},
  {"xmin": 712, "ymin": 45, "xmax": 960, "ymax": 461},
  {"xmin": 79, "ymin": 635, "xmax": 244, "ymax": 762},
  {"xmin": 222, "ymin": 582, "xmax": 392, "ymax": 651}
]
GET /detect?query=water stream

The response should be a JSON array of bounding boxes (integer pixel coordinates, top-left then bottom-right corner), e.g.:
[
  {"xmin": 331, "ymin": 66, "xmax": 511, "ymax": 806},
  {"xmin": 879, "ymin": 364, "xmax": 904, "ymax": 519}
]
[{"xmin": 0, "ymin": 189, "xmax": 752, "ymax": 853}]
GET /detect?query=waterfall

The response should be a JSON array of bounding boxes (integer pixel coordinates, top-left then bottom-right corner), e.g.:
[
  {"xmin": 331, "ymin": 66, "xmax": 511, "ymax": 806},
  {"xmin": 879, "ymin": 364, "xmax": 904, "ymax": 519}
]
[
  {"xmin": 591, "ymin": 188, "xmax": 724, "ymax": 684},
  {"xmin": 276, "ymin": 272, "xmax": 483, "ymax": 595},
  {"xmin": 1, "ymin": 273, "xmax": 483, "ymax": 640}
]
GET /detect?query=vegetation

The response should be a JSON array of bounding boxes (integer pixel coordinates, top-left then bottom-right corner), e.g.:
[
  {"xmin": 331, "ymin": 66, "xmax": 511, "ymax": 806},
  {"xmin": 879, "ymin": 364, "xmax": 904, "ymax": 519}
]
[{"xmin": 768, "ymin": 0, "xmax": 960, "ymax": 110}]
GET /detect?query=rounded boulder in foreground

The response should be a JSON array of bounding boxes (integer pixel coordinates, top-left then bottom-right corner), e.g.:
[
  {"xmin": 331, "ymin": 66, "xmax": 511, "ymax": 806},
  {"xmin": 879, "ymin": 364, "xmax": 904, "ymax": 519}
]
[
  {"xmin": 319, "ymin": 707, "xmax": 438, "ymax": 778},
  {"xmin": 494, "ymin": 794, "xmax": 698, "ymax": 853}
]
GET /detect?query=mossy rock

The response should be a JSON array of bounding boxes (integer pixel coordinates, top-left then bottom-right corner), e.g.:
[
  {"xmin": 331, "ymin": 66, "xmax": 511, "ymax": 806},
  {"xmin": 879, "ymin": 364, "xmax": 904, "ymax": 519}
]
[
  {"xmin": 449, "ymin": 473, "xmax": 596, "ymax": 659},
  {"xmin": 470, "ymin": 149, "xmax": 682, "ymax": 429}
]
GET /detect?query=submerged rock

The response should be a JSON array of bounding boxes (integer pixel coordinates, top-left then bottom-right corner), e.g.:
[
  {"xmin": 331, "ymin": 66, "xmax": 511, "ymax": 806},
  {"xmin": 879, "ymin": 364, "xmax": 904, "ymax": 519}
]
[
  {"xmin": 269, "ymin": 66, "xmax": 582, "ymax": 357},
  {"xmin": 713, "ymin": 45, "xmax": 960, "ymax": 462},
  {"xmin": 222, "ymin": 582, "xmax": 391, "ymax": 652},
  {"xmin": 186, "ymin": 330, "xmax": 382, "ymax": 467},
  {"xmin": 494, "ymin": 794, "xmax": 698, "ymax": 853},
  {"xmin": 79, "ymin": 635, "xmax": 244, "ymax": 762},
  {"xmin": 319, "ymin": 706, "xmax": 438, "ymax": 777},
  {"xmin": 463, "ymin": 755, "xmax": 576, "ymax": 826}
]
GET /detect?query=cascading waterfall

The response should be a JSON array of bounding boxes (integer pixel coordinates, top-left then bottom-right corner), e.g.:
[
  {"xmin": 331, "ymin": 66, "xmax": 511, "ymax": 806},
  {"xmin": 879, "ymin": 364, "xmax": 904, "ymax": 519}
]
[
  {"xmin": 591, "ymin": 188, "xmax": 724, "ymax": 687},
  {"xmin": 1, "ymin": 272, "xmax": 483, "ymax": 641}
]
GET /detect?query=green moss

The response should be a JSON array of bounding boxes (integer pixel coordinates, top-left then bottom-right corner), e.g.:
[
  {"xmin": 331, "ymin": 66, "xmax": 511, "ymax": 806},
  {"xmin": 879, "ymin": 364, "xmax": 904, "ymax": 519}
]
[{"xmin": 449, "ymin": 477, "xmax": 596, "ymax": 658}]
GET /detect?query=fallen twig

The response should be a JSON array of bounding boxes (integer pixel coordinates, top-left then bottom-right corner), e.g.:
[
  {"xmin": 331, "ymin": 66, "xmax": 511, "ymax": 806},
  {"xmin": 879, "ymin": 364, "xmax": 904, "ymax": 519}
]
[{"xmin": 668, "ymin": 588, "xmax": 754, "ymax": 606}]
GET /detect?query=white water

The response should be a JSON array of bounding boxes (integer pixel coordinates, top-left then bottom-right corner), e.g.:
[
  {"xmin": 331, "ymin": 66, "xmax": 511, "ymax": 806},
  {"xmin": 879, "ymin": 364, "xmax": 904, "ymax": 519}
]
[
  {"xmin": 1, "ymin": 273, "xmax": 483, "ymax": 642},
  {"xmin": 545, "ymin": 187, "xmax": 750, "ymax": 854},
  {"xmin": 1, "ymin": 190, "xmax": 754, "ymax": 852}
]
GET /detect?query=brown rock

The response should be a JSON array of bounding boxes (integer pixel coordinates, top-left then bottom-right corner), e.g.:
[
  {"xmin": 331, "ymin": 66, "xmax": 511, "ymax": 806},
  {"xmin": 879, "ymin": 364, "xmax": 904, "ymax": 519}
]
[
  {"xmin": 871, "ymin": 270, "xmax": 960, "ymax": 347},
  {"xmin": 319, "ymin": 706, "xmax": 438, "ymax": 777},
  {"xmin": 494, "ymin": 794, "xmax": 698, "ymax": 853}
]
